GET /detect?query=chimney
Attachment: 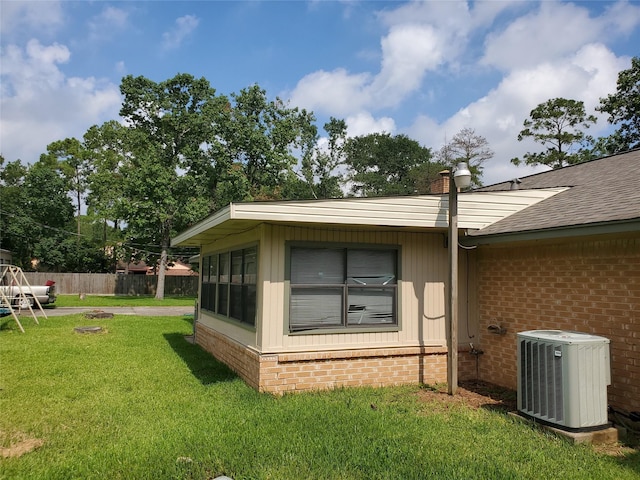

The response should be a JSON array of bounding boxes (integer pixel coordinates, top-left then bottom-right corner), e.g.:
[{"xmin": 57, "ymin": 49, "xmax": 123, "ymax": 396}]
[{"xmin": 430, "ymin": 170, "xmax": 451, "ymax": 194}]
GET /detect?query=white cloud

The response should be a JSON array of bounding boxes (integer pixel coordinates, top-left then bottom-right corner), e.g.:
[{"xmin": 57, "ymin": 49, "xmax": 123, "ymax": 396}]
[
  {"xmin": 288, "ymin": 69, "xmax": 372, "ymax": 116},
  {"xmin": 88, "ymin": 6, "xmax": 130, "ymax": 41},
  {"xmin": 345, "ymin": 112, "xmax": 396, "ymax": 137},
  {"xmin": 287, "ymin": 0, "xmax": 509, "ymax": 118},
  {"xmin": 0, "ymin": 40, "xmax": 121, "ymax": 163},
  {"xmin": 481, "ymin": 0, "xmax": 640, "ymax": 71},
  {"xmin": 161, "ymin": 15, "xmax": 200, "ymax": 51},
  {"xmin": 369, "ymin": 24, "xmax": 444, "ymax": 107},
  {"xmin": 0, "ymin": 0, "xmax": 64, "ymax": 36},
  {"xmin": 603, "ymin": 0, "xmax": 640, "ymax": 34},
  {"xmin": 409, "ymin": 43, "xmax": 626, "ymax": 185}
]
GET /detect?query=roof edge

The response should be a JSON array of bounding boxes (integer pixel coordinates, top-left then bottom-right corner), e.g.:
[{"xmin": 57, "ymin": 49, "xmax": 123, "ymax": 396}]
[
  {"xmin": 171, "ymin": 204, "xmax": 233, "ymax": 247},
  {"xmin": 461, "ymin": 218, "xmax": 640, "ymax": 246}
]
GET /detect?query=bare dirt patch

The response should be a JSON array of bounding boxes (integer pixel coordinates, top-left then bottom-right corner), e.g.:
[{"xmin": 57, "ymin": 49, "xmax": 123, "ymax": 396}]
[
  {"xmin": 417, "ymin": 380, "xmax": 517, "ymax": 412},
  {"xmin": 0, "ymin": 431, "xmax": 45, "ymax": 458}
]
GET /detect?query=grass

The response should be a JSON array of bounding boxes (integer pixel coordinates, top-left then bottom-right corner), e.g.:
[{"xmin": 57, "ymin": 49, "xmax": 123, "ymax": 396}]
[
  {"xmin": 1, "ymin": 315, "xmax": 638, "ymax": 480},
  {"xmin": 52, "ymin": 294, "xmax": 196, "ymax": 307}
]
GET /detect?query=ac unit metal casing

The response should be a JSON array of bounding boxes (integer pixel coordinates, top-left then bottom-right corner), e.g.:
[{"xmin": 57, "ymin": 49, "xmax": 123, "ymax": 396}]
[{"xmin": 517, "ymin": 330, "xmax": 611, "ymax": 431}]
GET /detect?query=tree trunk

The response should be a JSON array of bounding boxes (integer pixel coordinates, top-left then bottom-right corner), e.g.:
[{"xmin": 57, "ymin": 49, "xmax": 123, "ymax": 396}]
[{"xmin": 155, "ymin": 240, "xmax": 168, "ymax": 300}]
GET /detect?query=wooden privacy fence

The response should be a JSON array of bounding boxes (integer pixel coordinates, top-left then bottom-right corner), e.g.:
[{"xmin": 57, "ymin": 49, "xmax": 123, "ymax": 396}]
[{"xmin": 22, "ymin": 273, "xmax": 198, "ymax": 297}]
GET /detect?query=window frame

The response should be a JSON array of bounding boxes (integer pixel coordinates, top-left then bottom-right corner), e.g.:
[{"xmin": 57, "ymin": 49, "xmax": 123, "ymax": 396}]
[{"xmin": 285, "ymin": 242, "xmax": 401, "ymax": 334}]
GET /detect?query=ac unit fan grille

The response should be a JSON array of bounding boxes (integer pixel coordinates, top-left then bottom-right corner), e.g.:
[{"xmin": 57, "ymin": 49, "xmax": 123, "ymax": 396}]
[{"xmin": 519, "ymin": 339, "xmax": 563, "ymax": 422}]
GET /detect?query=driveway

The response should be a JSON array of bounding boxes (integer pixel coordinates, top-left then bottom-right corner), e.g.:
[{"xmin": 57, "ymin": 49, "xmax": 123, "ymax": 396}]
[{"xmin": 36, "ymin": 306, "xmax": 194, "ymax": 317}]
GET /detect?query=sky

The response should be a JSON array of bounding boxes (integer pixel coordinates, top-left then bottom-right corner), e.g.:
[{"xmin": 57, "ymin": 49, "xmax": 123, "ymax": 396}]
[{"xmin": 1, "ymin": 0, "xmax": 639, "ymax": 187}]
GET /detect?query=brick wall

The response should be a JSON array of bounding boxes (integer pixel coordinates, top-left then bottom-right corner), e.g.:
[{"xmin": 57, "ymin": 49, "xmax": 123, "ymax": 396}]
[
  {"xmin": 195, "ymin": 322, "xmax": 452, "ymax": 393},
  {"xmin": 476, "ymin": 235, "xmax": 640, "ymax": 413},
  {"xmin": 195, "ymin": 323, "xmax": 261, "ymax": 390}
]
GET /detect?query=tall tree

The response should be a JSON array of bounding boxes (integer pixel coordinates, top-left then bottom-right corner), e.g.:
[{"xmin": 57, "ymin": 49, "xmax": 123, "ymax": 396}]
[
  {"xmin": 209, "ymin": 85, "xmax": 317, "ymax": 204},
  {"xmin": 435, "ymin": 127, "xmax": 492, "ymax": 187},
  {"xmin": 511, "ymin": 98, "xmax": 597, "ymax": 169},
  {"xmin": 344, "ymin": 133, "xmax": 434, "ymax": 197},
  {"xmin": 118, "ymin": 73, "xmax": 220, "ymax": 299},
  {"xmin": 290, "ymin": 117, "xmax": 346, "ymax": 200},
  {"xmin": 0, "ymin": 156, "xmax": 27, "ymax": 261},
  {"xmin": 40, "ymin": 137, "xmax": 92, "ymax": 246},
  {"xmin": 596, "ymin": 56, "xmax": 640, "ymax": 153},
  {"xmin": 83, "ymin": 121, "xmax": 128, "ymax": 232}
]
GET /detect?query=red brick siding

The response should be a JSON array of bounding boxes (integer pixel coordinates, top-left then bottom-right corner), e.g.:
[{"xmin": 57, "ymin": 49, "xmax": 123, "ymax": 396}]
[{"xmin": 476, "ymin": 235, "xmax": 640, "ymax": 413}]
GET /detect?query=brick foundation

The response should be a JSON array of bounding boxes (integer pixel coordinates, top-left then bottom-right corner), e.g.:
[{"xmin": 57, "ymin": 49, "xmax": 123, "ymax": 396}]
[{"xmin": 194, "ymin": 323, "xmax": 474, "ymax": 393}]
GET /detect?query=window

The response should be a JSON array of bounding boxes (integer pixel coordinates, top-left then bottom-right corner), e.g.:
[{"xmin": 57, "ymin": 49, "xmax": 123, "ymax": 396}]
[
  {"xmin": 288, "ymin": 245, "xmax": 398, "ymax": 332},
  {"xmin": 201, "ymin": 246, "xmax": 257, "ymax": 327}
]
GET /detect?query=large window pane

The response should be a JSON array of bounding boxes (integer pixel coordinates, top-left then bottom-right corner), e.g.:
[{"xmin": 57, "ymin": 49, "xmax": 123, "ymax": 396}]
[
  {"xmin": 207, "ymin": 283, "xmax": 216, "ymax": 312},
  {"xmin": 347, "ymin": 287, "xmax": 395, "ymax": 325},
  {"xmin": 291, "ymin": 248, "xmax": 344, "ymax": 284},
  {"xmin": 201, "ymin": 283, "xmax": 213, "ymax": 311},
  {"xmin": 218, "ymin": 283, "xmax": 229, "ymax": 316},
  {"xmin": 347, "ymin": 249, "xmax": 396, "ymax": 285},
  {"xmin": 229, "ymin": 284, "xmax": 242, "ymax": 320},
  {"xmin": 244, "ymin": 247, "xmax": 257, "ymax": 284},
  {"xmin": 243, "ymin": 285, "xmax": 256, "ymax": 326},
  {"xmin": 231, "ymin": 250, "xmax": 243, "ymax": 284},
  {"xmin": 219, "ymin": 253, "xmax": 229, "ymax": 283},
  {"xmin": 290, "ymin": 287, "xmax": 343, "ymax": 330},
  {"xmin": 209, "ymin": 255, "xmax": 217, "ymax": 281},
  {"xmin": 202, "ymin": 256, "xmax": 210, "ymax": 283}
]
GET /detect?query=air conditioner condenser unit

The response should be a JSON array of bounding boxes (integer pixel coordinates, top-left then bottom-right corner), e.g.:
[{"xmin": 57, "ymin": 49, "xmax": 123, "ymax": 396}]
[{"xmin": 517, "ymin": 330, "xmax": 611, "ymax": 431}]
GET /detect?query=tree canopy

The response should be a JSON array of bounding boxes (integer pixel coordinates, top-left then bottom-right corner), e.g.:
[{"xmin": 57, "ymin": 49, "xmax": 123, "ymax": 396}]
[
  {"xmin": 511, "ymin": 98, "xmax": 597, "ymax": 169},
  {"xmin": 596, "ymin": 56, "xmax": 640, "ymax": 153},
  {"xmin": 435, "ymin": 128, "xmax": 492, "ymax": 187},
  {"xmin": 0, "ymin": 156, "xmax": 109, "ymax": 272},
  {"xmin": 344, "ymin": 133, "xmax": 438, "ymax": 197},
  {"xmin": 286, "ymin": 117, "xmax": 346, "ymax": 200}
]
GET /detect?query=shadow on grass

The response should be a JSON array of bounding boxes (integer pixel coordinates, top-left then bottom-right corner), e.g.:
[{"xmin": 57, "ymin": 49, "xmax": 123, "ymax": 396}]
[{"xmin": 164, "ymin": 332, "xmax": 238, "ymax": 385}]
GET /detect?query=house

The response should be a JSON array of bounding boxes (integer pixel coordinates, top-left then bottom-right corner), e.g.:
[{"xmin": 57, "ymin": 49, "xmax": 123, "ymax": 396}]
[
  {"xmin": 172, "ymin": 149, "xmax": 639, "ymax": 416},
  {"xmin": 0, "ymin": 249, "xmax": 12, "ymax": 265}
]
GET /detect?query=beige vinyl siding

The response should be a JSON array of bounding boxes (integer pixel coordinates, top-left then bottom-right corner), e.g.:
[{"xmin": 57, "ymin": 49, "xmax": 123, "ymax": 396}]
[
  {"xmin": 194, "ymin": 222, "xmax": 478, "ymax": 354},
  {"xmin": 257, "ymin": 224, "xmax": 470, "ymax": 354}
]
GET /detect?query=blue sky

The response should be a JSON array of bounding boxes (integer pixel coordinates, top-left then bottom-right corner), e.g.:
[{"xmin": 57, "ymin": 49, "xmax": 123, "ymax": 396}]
[{"xmin": 2, "ymin": 0, "xmax": 639, "ymax": 186}]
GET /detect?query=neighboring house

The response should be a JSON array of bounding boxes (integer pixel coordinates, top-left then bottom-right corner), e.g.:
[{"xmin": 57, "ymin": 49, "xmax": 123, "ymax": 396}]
[
  {"xmin": 117, "ymin": 261, "xmax": 150, "ymax": 275},
  {"xmin": 116, "ymin": 260, "xmax": 197, "ymax": 276},
  {"xmin": 0, "ymin": 249, "xmax": 12, "ymax": 265},
  {"xmin": 172, "ymin": 149, "xmax": 638, "ymax": 415}
]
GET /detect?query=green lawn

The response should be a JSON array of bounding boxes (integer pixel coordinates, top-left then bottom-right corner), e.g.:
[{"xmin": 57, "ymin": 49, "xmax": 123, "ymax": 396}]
[
  {"xmin": 53, "ymin": 294, "xmax": 196, "ymax": 307},
  {"xmin": 1, "ymin": 315, "xmax": 638, "ymax": 479}
]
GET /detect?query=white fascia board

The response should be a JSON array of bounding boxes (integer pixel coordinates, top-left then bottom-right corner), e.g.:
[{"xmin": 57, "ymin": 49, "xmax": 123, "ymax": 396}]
[
  {"xmin": 231, "ymin": 196, "xmax": 448, "ymax": 228},
  {"xmin": 171, "ymin": 188, "xmax": 567, "ymax": 246},
  {"xmin": 171, "ymin": 205, "xmax": 232, "ymax": 246}
]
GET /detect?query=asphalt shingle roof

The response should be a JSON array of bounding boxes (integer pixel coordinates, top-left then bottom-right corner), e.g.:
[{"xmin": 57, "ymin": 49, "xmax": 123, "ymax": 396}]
[{"xmin": 470, "ymin": 149, "xmax": 640, "ymax": 236}]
